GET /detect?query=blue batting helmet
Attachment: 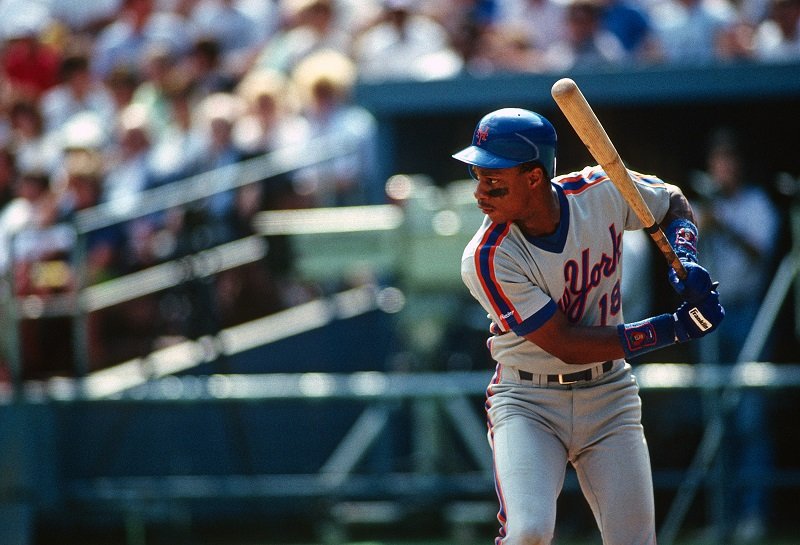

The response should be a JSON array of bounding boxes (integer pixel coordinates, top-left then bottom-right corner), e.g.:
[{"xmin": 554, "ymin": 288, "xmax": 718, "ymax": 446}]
[{"xmin": 452, "ymin": 108, "xmax": 557, "ymax": 179}]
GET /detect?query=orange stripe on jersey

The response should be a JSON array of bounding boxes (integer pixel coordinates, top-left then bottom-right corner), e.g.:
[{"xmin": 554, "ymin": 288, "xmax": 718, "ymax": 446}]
[
  {"xmin": 559, "ymin": 169, "xmax": 610, "ymax": 195},
  {"xmin": 474, "ymin": 223, "xmax": 522, "ymax": 331},
  {"xmin": 559, "ymin": 167, "xmax": 667, "ymax": 195}
]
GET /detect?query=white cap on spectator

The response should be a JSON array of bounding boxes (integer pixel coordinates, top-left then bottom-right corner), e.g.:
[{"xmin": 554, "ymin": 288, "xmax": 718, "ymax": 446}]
[
  {"xmin": 196, "ymin": 92, "xmax": 246, "ymax": 126},
  {"xmin": 60, "ymin": 112, "xmax": 109, "ymax": 151}
]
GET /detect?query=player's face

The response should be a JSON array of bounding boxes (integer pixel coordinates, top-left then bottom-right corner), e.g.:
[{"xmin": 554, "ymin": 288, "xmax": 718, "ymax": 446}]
[{"xmin": 472, "ymin": 165, "xmax": 535, "ymax": 223}]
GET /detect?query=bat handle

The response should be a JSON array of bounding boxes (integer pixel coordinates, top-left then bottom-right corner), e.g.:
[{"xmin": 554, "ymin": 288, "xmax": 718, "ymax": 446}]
[{"xmin": 646, "ymin": 222, "xmax": 688, "ymax": 281}]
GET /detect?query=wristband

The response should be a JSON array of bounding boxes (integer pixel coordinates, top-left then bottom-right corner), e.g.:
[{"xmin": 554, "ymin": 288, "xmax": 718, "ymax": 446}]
[
  {"xmin": 617, "ymin": 314, "xmax": 677, "ymax": 360},
  {"xmin": 665, "ymin": 218, "xmax": 699, "ymax": 263}
]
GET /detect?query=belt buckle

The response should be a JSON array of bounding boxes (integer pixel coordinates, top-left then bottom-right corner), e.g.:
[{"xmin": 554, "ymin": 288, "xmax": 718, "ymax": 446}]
[{"xmin": 557, "ymin": 374, "xmax": 578, "ymax": 385}]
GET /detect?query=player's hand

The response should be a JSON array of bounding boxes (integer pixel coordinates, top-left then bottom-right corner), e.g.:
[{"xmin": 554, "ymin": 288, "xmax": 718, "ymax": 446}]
[
  {"xmin": 673, "ymin": 289, "xmax": 724, "ymax": 342},
  {"xmin": 669, "ymin": 259, "xmax": 713, "ymax": 304},
  {"xmin": 489, "ymin": 321, "xmax": 506, "ymax": 335}
]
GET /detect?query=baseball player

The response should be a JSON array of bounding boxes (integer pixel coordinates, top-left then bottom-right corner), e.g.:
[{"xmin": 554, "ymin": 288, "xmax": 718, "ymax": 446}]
[{"xmin": 454, "ymin": 108, "xmax": 724, "ymax": 545}]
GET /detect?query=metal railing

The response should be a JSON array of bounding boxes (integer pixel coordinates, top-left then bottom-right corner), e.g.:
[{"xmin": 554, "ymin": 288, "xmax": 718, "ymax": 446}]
[
  {"xmin": 3, "ymin": 363, "xmax": 800, "ymax": 544},
  {"xmin": 0, "ymin": 135, "xmax": 359, "ymax": 386}
]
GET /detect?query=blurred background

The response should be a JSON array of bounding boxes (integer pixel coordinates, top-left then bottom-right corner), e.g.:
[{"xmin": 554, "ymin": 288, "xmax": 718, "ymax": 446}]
[{"xmin": 0, "ymin": 0, "xmax": 798, "ymax": 544}]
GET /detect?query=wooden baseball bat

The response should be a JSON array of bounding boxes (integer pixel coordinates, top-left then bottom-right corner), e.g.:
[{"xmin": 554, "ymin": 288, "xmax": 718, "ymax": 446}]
[{"xmin": 551, "ymin": 77, "xmax": 687, "ymax": 281}]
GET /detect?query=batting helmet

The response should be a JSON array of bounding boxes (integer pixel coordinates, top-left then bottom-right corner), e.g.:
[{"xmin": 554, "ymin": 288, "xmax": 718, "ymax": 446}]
[{"xmin": 452, "ymin": 108, "xmax": 557, "ymax": 179}]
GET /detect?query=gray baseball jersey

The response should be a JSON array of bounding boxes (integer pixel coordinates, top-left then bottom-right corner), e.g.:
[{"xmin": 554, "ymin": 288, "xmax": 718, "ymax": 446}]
[{"xmin": 462, "ymin": 165, "xmax": 670, "ymax": 375}]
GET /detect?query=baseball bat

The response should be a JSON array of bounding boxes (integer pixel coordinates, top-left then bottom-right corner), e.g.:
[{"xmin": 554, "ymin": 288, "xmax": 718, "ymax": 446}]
[{"xmin": 551, "ymin": 78, "xmax": 687, "ymax": 281}]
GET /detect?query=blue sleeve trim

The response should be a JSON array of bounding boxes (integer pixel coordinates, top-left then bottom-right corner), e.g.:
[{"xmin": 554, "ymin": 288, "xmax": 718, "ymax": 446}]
[{"xmin": 512, "ymin": 299, "xmax": 558, "ymax": 337}]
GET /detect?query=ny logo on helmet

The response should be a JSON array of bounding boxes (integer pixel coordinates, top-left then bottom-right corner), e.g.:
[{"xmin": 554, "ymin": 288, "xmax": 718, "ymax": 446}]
[{"xmin": 475, "ymin": 126, "xmax": 489, "ymax": 144}]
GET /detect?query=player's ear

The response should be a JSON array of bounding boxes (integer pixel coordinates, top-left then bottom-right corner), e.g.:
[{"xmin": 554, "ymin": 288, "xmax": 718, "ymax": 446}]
[{"xmin": 528, "ymin": 165, "xmax": 546, "ymax": 188}]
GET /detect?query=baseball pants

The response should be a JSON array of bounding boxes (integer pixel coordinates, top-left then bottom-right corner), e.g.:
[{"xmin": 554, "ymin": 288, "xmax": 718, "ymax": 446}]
[{"xmin": 486, "ymin": 361, "xmax": 656, "ymax": 545}]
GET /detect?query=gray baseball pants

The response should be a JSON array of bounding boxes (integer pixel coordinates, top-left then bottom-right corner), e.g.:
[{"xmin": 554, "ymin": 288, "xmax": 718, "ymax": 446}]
[{"xmin": 485, "ymin": 361, "xmax": 656, "ymax": 545}]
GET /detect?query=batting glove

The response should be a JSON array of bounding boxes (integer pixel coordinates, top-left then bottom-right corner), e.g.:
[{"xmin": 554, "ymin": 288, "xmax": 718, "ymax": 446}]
[
  {"xmin": 664, "ymin": 218, "xmax": 714, "ymax": 303},
  {"xmin": 617, "ymin": 289, "xmax": 724, "ymax": 359},
  {"xmin": 669, "ymin": 260, "xmax": 713, "ymax": 304},
  {"xmin": 672, "ymin": 289, "xmax": 725, "ymax": 342}
]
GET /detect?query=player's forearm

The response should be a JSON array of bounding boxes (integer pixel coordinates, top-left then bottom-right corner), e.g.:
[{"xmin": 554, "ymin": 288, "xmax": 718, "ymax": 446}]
[
  {"xmin": 528, "ymin": 290, "xmax": 723, "ymax": 364},
  {"xmin": 556, "ymin": 327, "xmax": 627, "ymax": 364},
  {"xmin": 659, "ymin": 183, "xmax": 696, "ymax": 228},
  {"xmin": 525, "ymin": 324, "xmax": 626, "ymax": 365}
]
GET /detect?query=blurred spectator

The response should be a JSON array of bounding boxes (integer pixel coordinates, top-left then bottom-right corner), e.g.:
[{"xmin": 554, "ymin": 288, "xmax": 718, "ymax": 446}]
[
  {"xmin": 250, "ymin": 0, "xmax": 352, "ymax": 74},
  {"xmin": 145, "ymin": 90, "xmax": 251, "ymax": 342},
  {"xmin": 351, "ymin": 0, "xmax": 463, "ymax": 82},
  {"xmin": 232, "ymin": 68, "xmax": 310, "ymax": 158},
  {"xmin": 183, "ymin": 37, "xmax": 237, "ymax": 96},
  {"xmin": 59, "ymin": 149, "xmax": 134, "ymax": 369},
  {"xmin": 235, "ymin": 0, "xmax": 282, "ymax": 45},
  {"xmin": 101, "ymin": 103, "xmax": 156, "ymax": 213},
  {"xmin": 5, "ymin": 98, "xmax": 62, "ymax": 176},
  {"xmin": 495, "ymin": 0, "xmax": 567, "ymax": 53},
  {"xmin": 0, "ymin": 169, "xmax": 76, "ymax": 378},
  {"xmin": 0, "ymin": 3, "xmax": 61, "ymax": 100},
  {"xmin": 59, "ymin": 150, "xmax": 126, "ymax": 284},
  {"xmin": 147, "ymin": 71, "xmax": 205, "ymax": 187},
  {"xmin": 715, "ymin": 20, "xmax": 760, "ymax": 61},
  {"xmin": 189, "ymin": 0, "xmax": 262, "ymax": 80},
  {"xmin": 91, "ymin": 0, "xmax": 155, "ymax": 77},
  {"xmin": 230, "ymin": 67, "xmax": 311, "ymax": 289},
  {"xmin": 649, "ymin": 0, "xmax": 738, "ymax": 64},
  {"xmin": 45, "ymin": 114, "xmax": 105, "ymax": 203},
  {"xmin": 335, "ymin": 0, "xmax": 384, "ymax": 30},
  {"xmin": 0, "ymin": 146, "xmax": 17, "ymax": 211},
  {"xmin": 90, "ymin": 0, "xmax": 195, "ymax": 79},
  {"xmin": 0, "ymin": 169, "xmax": 74, "ymax": 299},
  {"xmin": 290, "ymin": 49, "xmax": 380, "ymax": 206},
  {"xmin": 0, "ymin": 170, "xmax": 54, "ymax": 273},
  {"xmin": 102, "ymin": 103, "xmax": 184, "ymax": 271},
  {"xmin": 542, "ymin": 0, "xmax": 629, "ymax": 71},
  {"xmin": 598, "ymin": 0, "xmax": 662, "ymax": 61},
  {"xmin": 465, "ymin": 21, "xmax": 547, "ymax": 74},
  {"xmin": 689, "ymin": 127, "xmax": 781, "ymax": 543},
  {"xmin": 752, "ymin": 0, "xmax": 800, "ymax": 61},
  {"xmin": 102, "ymin": 64, "xmax": 141, "ymax": 116},
  {"xmin": 0, "ymin": 86, "xmax": 10, "ymax": 145},
  {"xmin": 232, "ymin": 68, "xmax": 313, "ymax": 210},
  {"xmin": 40, "ymin": 44, "xmax": 117, "ymax": 133},
  {"xmin": 420, "ymin": 0, "xmax": 498, "ymax": 66},
  {"xmin": 130, "ymin": 44, "xmax": 179, "ymax": 138},
  {"xmin": 46, "ymin": 0, "xmax": 121, "ymax": 34},
  {"xmin": 690, "ymin": 128, "xmax": 781, "ymax": 363},
  {"xmin": 190, "ymin": 91, "xmax": 248, "ymax": 244},
  {"xmin": 738, "ymin": 0, "xmax": 772, "ymax": 23}
]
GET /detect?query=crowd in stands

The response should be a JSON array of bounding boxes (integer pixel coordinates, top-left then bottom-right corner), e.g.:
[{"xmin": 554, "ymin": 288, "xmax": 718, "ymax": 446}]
[{"xmin": 0, "ymin": 0, "xmax": 796, "ymax": 378}]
